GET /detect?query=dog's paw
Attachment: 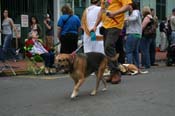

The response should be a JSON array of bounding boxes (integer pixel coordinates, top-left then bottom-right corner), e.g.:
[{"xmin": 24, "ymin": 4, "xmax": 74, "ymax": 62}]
[
  {"xmin": 102, "ymin": 88, "xmax": 107, "ymax": 91},
  {"xmin": 70, "ymin": 91, "xmax": 78, "ymax": 99},
  {"xmin": 90, "ymin": 90, "xmax": 97, "ymax": 96}
]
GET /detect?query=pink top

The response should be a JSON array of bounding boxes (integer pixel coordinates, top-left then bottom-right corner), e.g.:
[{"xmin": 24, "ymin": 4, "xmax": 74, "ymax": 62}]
[{"xmin": 142, "ymin": 14, "xmax": 153, "ymax": 30}]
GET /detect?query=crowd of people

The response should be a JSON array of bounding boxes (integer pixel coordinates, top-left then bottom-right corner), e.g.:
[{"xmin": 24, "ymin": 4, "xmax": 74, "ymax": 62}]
[{"xmin": 1, "ymin": 0, "xmax": 175, "ymax": 78}]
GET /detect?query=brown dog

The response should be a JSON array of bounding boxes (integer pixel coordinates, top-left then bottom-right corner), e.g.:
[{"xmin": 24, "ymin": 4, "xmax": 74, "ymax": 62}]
[
  {"xmin": 119, "ymin": 64, "xmax": 148, "ymax": 75},
  {"xmin": 55, "ymin": 52, "xmax": 108, "ymax": 98}
]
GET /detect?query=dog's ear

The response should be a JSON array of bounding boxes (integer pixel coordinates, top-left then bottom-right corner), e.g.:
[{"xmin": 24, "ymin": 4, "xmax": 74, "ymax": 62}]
[{"xmin": 118, "ymin": 64, "xmax": 127, "ymax": 73}]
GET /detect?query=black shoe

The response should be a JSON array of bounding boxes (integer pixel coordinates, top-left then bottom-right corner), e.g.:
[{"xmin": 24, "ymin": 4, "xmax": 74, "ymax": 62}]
[{"xmin": 151, "ymin": 63, "xmax": 159, "ymax": 66}]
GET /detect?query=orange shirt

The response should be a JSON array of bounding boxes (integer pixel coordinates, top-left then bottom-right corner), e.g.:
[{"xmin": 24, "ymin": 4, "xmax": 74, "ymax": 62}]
[{"xmin": 101, "ymin": 0, "xmax": 132, "ymax": 29}]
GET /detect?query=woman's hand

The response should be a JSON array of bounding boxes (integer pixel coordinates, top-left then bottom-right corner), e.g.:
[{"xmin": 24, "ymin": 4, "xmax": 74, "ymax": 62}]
[{"xmin": 16, "ymin": 33, "xmax": 20, "ymax": 39}]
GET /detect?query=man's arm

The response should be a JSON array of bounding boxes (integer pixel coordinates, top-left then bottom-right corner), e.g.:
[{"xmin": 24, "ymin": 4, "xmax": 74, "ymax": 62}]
[{"xmin": 107, "ymin": 5, "xmax": 131, "ymax": 18}]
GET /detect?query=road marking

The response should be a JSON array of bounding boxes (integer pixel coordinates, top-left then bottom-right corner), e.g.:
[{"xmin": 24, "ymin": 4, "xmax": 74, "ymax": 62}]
[{"xmin": 15, "ymin": 74, "xmax": 69, "ymax": 80}]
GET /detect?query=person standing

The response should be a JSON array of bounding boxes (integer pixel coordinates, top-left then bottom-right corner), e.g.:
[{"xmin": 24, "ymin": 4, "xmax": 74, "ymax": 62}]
[
  {"xmin": 140, "ymin": 6, "xmax": 156, "ymax": 69},
  {"xmin": 149, "ymin": 8, "xmax": 159, "ymax": 66},
  {"xmin": 0, "ymin": 9, "xmax": 20, "ymax": 60},
  {"xmin": 44, "ymin": 14, "xmax": 54, "ymax": 50},
  {"xmin": 29, "ymin": 16, "xmax": 42, "ymax": 38},
  {"xmin": 57, "ymin": 5, "xmax": 81, "ymax": 54},
  {"xmin": 170, "ymin": 8, "xmax": 175, "ymax": 44},
  {"xmin": 81, "ymin": 0, "xmax": 104, "ymax": 54},
  {"xmin": 159, "ymin": 18, "xmax": 168, "ymax": 52},
  {"xmin": 93, "ymin": 0, "xmax": 132, "ymax": 84},
  {"xmin": 125, "ymin": 2, "xmax": 142, "ymax": 68}
]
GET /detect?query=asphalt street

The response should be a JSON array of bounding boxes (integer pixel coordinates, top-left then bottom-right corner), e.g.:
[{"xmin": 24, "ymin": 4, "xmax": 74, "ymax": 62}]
[{"xmin": 0, "ymin": 64, "xmax": 175, "ymax": 116}]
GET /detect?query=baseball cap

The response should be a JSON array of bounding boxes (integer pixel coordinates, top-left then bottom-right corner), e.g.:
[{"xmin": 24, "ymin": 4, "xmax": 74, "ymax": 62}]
[{"xmin": 44, "ymin": 14, "xmax": 50, "ymax": 18}]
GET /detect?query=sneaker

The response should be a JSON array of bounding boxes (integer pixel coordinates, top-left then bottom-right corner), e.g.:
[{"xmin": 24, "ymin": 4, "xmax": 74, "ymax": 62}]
[
  {"xmin": 49, "ymin": 68, "xmax": 55, "ymax": 74},
  {"xmin": 44, "ymin": 67, "xmax": 49, "ymax": 75},
  {"xmin": 16, "ymin": 48, "xmax": 20, "ymax": 55}
]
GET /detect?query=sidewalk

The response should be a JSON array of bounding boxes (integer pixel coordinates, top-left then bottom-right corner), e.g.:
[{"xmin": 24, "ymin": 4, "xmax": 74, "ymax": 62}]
[{"xmin": 0, "ymin": 51, "xmax": 167, "ymax": 76}]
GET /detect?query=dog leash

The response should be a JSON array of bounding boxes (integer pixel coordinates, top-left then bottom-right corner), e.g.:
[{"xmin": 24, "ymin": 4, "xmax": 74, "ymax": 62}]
[
  {"xmin": 71, "ymin": 43, "xmax": 83, "ymax": 55},
  {"xmin": 70, "ymin": 43, "xmax": 83, "ymax": 59}
]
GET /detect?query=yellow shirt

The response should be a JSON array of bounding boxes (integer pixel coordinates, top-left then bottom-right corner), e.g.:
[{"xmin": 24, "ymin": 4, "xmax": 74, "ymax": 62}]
[{"xmin": 101, "ymin": 0, "xmax": 132, "ymax": 29}]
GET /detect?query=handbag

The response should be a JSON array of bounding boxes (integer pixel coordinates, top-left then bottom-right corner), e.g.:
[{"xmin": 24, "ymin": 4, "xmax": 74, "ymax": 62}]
[
  {"xmin": 99, "ymin": 26, "xmax": 106, "ymax": 35},
  {"xmin": 143, "ymin": 17, "xmax": 156, "ymax": 37}
]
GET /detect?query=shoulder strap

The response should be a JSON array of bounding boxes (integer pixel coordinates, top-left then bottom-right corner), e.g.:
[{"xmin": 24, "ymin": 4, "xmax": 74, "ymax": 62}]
[{"xmin": 62, "ymin": 15, "xmax": 72, "ymax": 28}]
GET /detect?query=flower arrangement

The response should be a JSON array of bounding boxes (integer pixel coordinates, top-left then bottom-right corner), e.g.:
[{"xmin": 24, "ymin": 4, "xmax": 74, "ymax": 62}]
[{"xmin": 24, "ymin": 38, "xmax": 44, "ymax": 62}]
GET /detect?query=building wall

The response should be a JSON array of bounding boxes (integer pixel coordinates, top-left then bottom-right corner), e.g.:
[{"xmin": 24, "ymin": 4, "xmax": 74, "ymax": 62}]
[{"xmin": 167, "ymin": 0, "xmax": 175, "ymax": 17}]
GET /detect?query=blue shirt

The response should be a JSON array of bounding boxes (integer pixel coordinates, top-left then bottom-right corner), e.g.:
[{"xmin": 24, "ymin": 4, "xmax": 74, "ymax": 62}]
[{"xmin": 57, "ymin": 14, "xmax": 81, "ymax": 36}]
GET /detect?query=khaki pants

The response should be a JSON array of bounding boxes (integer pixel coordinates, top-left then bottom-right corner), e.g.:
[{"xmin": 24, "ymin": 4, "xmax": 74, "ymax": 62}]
[{"xmin": 45, "ymin": 36, "xmax": 54, "ymax": 49}]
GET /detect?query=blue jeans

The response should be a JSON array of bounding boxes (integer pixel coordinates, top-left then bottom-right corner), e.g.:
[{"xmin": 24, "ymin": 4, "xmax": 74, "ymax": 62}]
[
  {"xmin": 3, "ymin": 34, "xmax": 13, "ymax": 51},
  {"xmin": 150, "ymin": 37, "xmax": 156, "ymax": 65},
  {"xmin": 2, "ymin": 34, "xmax": 16, "ymax": 59},
  {"xmin": 125, "ymin": 34, "xmax": 140, "ymax": 68},
  {"xmin": 40, "ymin": 52, "xmax": 54, "ymax": 68},
  {"xmin": 140, "ymin": 36, "xmax": 152, "ymax": 68}
]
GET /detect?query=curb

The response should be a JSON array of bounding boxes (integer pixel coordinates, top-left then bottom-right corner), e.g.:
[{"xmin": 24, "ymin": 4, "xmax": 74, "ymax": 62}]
[{"xmin": 1, "ymin": 59, "xmax": 167, "ymax": 77}]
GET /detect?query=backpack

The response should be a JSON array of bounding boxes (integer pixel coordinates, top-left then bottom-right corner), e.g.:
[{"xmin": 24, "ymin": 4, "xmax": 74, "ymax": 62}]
[{"xmin": 143, "ymin": 17, "xmax": 156, "ymax": 37}]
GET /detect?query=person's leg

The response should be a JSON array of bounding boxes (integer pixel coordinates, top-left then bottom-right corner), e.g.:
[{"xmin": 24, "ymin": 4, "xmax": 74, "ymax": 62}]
[
  {"xmin": 2, "ymin": 34, "xmax": 12, "ymax": 52},
  {"xmin": 125, "ymin": 34, "xmax": 135, "ymax": 64},
  {"xmin": 40, "ymin": 53, "xmax": 50, "ymax": 67},
  {"xmin": 104, "ymin": 28, "xmax": 121, "ymax": 84},
  {"xmin": 40, "ymin": 53, "xmax": 50, "ymax": 74},
  {"xmin": 49, "ymin": 51, "xmax": 55, "ymax": 67},
  {"xmin": 133, "ymin": 38, "xmax": 140, "ymax": 68},
  {"xmin": 60, "ymin": 36, "xmax": 67, "ymax": 53},
  {"xmin": 2, "ymin": 34, "xmax": 16, "ymax": 59},
  {"xmin": 70, "ymin": 34, "xmax": 78, "ymax": 53},
  {"xmin": 63, "ymin": 34, "xmax": 78, "ymax": 54},
  {"xmin": 48, "ymin": 51, "xmax": 55, "ymax": 74},
  {"xmin": 116, "ymin": 36, "xmax": 125, "ymax": 64},
  {"xmin": 140, "ymin": 37, "xmax": 151, "ymax": 68},
  {"xmin": 150, "ymin": 37, "xmax": 156, "ymax": 65}
]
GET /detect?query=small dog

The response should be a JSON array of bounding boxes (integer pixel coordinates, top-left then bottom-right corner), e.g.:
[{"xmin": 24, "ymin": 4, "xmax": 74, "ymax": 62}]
[
  {"xmin": 118, "ymin": 64, "xmax": 148, "ymax": 75},
  {"xmin": 55, "ymin": 52, "xmax": 108, "ymax": 99}
]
